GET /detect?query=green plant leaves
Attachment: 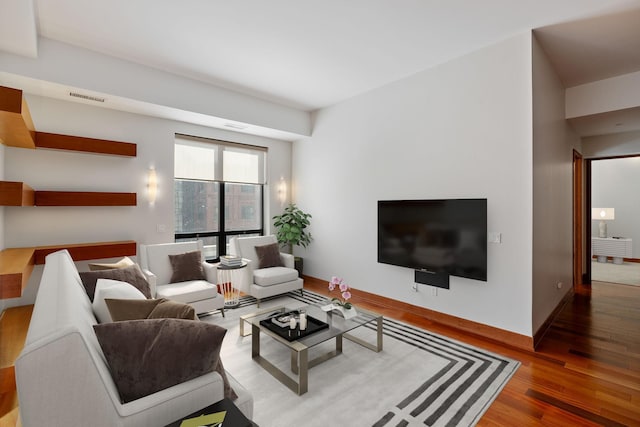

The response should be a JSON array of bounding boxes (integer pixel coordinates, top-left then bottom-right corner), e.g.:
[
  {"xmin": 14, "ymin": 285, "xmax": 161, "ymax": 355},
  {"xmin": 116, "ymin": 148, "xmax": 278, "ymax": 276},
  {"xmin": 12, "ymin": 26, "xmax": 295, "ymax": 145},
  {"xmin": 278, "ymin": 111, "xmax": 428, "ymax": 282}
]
[{"xmin": 272, "ymin": 203, "xmax": 313, "ymax": 252}]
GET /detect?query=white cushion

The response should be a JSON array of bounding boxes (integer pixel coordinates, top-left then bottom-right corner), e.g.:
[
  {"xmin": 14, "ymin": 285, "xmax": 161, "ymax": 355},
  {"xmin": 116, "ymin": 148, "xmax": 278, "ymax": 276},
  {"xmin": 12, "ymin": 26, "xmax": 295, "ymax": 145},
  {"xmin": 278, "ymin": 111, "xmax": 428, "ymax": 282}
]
[
  {"xmin": 253, "ymin": 267, "xmax": 299, "ymax": 287},
  {"xmin": 156, "ymin": 280, "xmax": 219, "ymax": 304},
  {"xmin": 92, "ymin": 278, "xmax": 147, "ymax": 323}
]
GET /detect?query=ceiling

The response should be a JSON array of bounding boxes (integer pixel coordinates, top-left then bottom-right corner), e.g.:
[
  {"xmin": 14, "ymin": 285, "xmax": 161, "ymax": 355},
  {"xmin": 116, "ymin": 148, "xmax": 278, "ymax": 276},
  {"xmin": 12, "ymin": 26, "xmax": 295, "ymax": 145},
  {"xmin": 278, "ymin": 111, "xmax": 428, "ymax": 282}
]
[{"xmin": 1, "ymin": 0, "xmax": 640, "ymax": 136}]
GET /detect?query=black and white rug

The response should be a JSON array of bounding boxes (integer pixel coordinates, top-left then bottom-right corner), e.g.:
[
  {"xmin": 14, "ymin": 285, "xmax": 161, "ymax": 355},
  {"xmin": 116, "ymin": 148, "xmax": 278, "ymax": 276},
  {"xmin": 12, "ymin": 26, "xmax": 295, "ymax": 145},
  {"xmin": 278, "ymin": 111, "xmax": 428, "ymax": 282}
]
[{"xmin": 204, "ymin": 290, "xmax": 520, "ymax": 427}]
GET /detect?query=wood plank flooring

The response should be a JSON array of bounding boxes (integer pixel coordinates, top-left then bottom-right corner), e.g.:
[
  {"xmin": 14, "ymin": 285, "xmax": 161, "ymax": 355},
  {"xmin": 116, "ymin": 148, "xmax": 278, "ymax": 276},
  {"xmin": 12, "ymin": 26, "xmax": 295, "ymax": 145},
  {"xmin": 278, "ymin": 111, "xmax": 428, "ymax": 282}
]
[{"xmin": 304, "ymin": 278, "xmax": 640, "ymax": 426}]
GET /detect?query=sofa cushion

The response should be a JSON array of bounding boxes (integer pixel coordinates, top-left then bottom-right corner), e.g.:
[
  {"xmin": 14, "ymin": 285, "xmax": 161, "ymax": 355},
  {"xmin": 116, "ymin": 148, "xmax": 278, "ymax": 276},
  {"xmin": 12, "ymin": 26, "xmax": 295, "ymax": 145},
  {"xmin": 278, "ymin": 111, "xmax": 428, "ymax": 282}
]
[
  {"xmin": 168, "ymin": 250, "xmax": 206, "ymax": 283},
  {"xmin": 156, "ymin": 280, "xmax": 218, "ymax": 304},
  {"xmin": 80, "ymin": 264, "xmax": 151, "ymax": 301},
  {"xmin": 253, "ymin": 266, "xmax": 299, "ymax": 287},
  {"xmin": 88, "ymin": 256, "xmax": 136, "ymax": 271},
  {"xmin": 254, "ymin": 243, "xmax": 284, "ymax": 269},
  {"xmin": 93, "ymin": 318, "xmax": 227, "ymax": 403},
  {"xmin": 106, "ymin": 298, "xmax": 197, "ymax": 321},
  {"xmin": 105, "ymin": 298, "xmax": 163, "ymax": 321},
  {"xmin": 93, "ymin": 279, "xmax": 147, "ymax": 323},
  {"xmin": 148, "ymin": 299, "xmax": 197, "ymax": 320}
]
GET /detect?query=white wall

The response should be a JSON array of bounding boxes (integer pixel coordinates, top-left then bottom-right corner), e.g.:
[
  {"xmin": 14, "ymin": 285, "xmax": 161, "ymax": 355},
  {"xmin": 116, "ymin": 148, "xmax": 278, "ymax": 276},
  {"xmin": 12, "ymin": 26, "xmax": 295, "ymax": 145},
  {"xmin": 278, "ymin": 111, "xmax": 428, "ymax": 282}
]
[
  {"xmin": 2, "ymin": 94, "xmax": 294, "ymax": 309},
  {"xmin": 566, "ymin": 71, "xmax": 640, "ymax": 119},
  {"xmin": 531, "ymin": 36, "xmax": 579, "ymax": 334},
  {"xmin": 293, "ymin": 34, "xmax": 534, "ymax": 336},
  {"xmin": 0, "ymin": 38, "xmax": 311, "ymax": 137},
  {"xmin": 591, "ymin": 157, "xmax": 640, "ymax": 258},
  {"xmin": 582, "ymin": 130, "xmax": 640, "ymax": 158}
]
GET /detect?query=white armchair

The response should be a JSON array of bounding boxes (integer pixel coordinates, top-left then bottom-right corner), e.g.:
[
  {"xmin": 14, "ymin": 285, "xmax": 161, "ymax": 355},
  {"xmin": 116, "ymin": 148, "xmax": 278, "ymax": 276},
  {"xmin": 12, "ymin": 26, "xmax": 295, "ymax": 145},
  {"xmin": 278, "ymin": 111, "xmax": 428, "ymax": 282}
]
[
  {"xmin": 139, "ymin": 241, "xmax": 224, "ymax": 316},
  {"xmin": 230, "ymin": 235, "xmax": 303, "ymax": 307}
]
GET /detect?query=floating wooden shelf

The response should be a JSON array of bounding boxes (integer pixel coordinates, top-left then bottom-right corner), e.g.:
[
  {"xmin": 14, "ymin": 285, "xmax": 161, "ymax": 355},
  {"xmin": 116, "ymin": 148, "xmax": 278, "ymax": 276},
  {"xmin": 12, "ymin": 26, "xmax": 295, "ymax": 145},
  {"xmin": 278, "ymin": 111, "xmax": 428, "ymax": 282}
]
[
  {"xmin": 34, "ymin": 191, "xmax": 137, "ymax": 206},
  {"xmin": 0, "ymin": 241, "xmax": 136, "ymax": 299},
  {"xmin": 32, "ymin": 241, "xmax": 137, "ymax": 265},
  {"xmin": 0, "ymin": 249, "xmax": 35, "ymax": 300},
  {"xmin": 0, "ymin": 304, "xmax": 34, "ymax": 424},
  {"xmin": 35, "ymin": 132, "xmax": 136, "ymax": 157},
  {"xmin": 0, "ymin": 85, "xmax": 136, "ymax": 156},
  {"xmin": 0, "ymin": 182, "xmax": 34, "ymax": 206},
  {"xmin": 0, "ymin": 86, "xmax": 36, "ymax": 149},
  {"xmin": 0, "ymin": 182, "xmax": 136, "ymax": 207}
]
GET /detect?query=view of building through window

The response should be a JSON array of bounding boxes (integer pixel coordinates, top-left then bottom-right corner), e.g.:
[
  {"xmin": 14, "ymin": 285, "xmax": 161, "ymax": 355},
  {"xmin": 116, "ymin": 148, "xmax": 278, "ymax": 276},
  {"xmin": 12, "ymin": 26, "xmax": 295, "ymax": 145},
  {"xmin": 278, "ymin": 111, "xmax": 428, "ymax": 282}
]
[{"xmin": 174, "ymin": 135, "xmax": 265, "ymax": 260}]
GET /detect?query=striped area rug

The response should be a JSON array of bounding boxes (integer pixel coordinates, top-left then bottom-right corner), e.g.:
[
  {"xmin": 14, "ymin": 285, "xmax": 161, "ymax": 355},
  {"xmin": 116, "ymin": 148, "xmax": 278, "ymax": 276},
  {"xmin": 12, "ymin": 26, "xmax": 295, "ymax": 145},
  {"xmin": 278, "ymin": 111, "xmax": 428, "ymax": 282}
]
[{"xmin": 206, "ymin": 290, "xmax": 520, "ymax": 427}]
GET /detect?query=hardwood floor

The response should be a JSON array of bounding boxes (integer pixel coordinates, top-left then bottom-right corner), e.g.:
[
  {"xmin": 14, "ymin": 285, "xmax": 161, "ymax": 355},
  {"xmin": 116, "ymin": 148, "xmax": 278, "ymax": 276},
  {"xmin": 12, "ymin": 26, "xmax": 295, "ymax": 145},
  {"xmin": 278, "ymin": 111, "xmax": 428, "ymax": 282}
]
[{"xmin": 304, "ymin": 278, "xmax": 640, "ymax": 426}]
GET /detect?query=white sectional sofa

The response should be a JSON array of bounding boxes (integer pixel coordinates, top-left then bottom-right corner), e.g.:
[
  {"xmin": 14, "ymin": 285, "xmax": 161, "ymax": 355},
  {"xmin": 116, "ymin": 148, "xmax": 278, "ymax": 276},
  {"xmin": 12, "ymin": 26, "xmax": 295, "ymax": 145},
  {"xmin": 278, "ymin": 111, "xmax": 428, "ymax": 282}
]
[{"xmin": 15, "ymin": 249, "xmax": 252, "ymax": 427}]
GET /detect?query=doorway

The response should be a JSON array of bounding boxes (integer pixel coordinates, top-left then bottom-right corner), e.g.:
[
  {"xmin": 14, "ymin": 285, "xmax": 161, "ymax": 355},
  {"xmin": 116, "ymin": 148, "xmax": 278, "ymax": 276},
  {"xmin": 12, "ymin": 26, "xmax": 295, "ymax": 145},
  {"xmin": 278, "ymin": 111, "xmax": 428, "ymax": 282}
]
[{"xmin": 585, "ymin": 155, "xmax": 640, "ymax": 286}]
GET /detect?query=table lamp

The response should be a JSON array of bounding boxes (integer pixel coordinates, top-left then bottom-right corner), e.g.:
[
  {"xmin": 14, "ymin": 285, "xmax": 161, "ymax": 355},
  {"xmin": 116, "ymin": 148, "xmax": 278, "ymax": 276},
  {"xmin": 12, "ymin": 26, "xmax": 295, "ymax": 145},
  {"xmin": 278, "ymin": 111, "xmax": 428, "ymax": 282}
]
[{"xmin": 592, "ymin": 208, "xmax": 615, "ymax": 238}]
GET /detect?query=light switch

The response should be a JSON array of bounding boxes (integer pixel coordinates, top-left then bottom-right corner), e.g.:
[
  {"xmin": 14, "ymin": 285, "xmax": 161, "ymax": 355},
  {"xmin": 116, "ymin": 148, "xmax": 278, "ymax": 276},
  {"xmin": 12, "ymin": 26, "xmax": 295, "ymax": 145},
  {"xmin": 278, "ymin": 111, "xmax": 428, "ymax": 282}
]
[{"xmin": 488, "ymin": 232, "xmax": 502, "ymax": 244}]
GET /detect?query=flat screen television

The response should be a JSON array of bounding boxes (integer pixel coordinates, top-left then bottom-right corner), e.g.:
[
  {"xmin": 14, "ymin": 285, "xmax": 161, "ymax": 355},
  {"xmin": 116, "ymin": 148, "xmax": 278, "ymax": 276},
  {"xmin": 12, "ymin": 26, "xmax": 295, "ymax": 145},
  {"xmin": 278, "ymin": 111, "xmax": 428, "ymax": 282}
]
[{"xmin": 377, "ymin": 199, "xmax": 487, "ymax": 281}]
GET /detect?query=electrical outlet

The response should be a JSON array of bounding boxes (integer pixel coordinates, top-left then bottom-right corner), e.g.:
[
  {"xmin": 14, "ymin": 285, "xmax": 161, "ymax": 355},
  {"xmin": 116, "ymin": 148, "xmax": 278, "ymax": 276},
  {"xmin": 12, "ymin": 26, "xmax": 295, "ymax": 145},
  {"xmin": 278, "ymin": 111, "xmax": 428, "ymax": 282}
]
[
  {"xmin": 556, "ymin": 282, "xmax": 563, "ymax": 290},
  {"xmin": 431, "ymin": 287, "xmax": 438, "ymax": 296},
  {"xmin": 156, "ymin": 224, "xmax": 166, "ymax": 233}
]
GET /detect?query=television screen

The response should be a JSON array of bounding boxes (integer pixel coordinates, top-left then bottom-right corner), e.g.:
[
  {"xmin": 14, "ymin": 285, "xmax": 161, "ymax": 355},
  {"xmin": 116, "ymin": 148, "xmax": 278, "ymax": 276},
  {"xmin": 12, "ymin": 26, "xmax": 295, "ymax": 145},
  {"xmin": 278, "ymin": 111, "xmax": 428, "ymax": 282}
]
[{"xmin": 377, "ymin": 199, "xmax": 487, "ymax": 281}]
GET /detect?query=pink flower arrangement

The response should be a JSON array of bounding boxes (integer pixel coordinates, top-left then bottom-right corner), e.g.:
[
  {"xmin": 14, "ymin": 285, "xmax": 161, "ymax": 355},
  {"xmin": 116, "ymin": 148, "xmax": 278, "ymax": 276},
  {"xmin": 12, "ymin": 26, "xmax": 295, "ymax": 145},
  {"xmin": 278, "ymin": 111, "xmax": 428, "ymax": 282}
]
[{"xmin": 328, "ymin": 276, "xmax": 352, "ymax": 309}]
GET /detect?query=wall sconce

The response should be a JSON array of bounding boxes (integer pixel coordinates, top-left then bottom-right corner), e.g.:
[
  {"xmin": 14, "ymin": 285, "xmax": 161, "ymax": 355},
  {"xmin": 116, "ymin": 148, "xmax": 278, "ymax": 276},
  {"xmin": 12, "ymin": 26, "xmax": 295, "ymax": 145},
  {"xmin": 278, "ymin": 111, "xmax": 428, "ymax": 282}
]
[
  {"xmin": 592, "ymin": 208, "xmax": 614, "ymax": 238},
  {"xmin": 277, "ymin": 177, "xmax": 287, "ymax": 205},
  {"xmin": 147, "ymin": 167, "xmax": 158, "ymax": 204}
]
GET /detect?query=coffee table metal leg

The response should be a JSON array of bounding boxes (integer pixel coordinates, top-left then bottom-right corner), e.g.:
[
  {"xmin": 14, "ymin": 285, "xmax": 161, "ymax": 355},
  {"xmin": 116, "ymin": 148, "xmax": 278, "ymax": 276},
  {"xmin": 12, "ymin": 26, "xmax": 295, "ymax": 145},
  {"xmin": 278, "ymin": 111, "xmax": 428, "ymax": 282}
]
[
  {"xmin": 343, "ymin": 316, "xmax": 384, "ymax": 352},
  {"xmin": 298, "ymin": 348, "xmax": 308, "ymax": 395},
  {"xmin": 251, "ymin": 324, "xmax": 260, "ymax": 357}
]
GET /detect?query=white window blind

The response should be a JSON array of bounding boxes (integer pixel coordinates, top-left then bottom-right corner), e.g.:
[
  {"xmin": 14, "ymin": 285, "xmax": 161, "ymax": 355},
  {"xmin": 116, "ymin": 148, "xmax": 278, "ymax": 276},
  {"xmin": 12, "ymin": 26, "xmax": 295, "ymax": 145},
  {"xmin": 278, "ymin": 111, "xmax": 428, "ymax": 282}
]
[{"xmin": 175, "ymin": 135, "xmax": 266, "ymax": 184}]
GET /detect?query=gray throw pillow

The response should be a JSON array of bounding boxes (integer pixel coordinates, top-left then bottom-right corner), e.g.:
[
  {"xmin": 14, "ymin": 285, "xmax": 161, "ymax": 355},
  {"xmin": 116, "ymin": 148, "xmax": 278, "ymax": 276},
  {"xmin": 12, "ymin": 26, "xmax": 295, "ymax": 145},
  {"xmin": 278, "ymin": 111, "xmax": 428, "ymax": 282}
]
[
  {"xmin": 168, "ymin": 250, "xmax": 206, "ymax": 283},
  {"xmin": 255, "ymin": 243, "xmax": 284, "ymax": 269},
  {"xmin": 94, "ymin": 319, "xmax": 231, "ymax": 403},
  {"xmin": 80, "ymin": 264, "xmax": 152, "ymax": 301}
]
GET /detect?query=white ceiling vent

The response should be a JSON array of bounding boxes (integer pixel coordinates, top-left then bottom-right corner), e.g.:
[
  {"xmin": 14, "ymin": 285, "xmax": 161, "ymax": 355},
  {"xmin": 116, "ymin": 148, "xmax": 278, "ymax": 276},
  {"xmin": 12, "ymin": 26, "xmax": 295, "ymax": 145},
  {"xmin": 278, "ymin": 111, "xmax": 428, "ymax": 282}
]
[{"xmin": 69, "ymin": 91, "xmax": 105, "ymax": 103}]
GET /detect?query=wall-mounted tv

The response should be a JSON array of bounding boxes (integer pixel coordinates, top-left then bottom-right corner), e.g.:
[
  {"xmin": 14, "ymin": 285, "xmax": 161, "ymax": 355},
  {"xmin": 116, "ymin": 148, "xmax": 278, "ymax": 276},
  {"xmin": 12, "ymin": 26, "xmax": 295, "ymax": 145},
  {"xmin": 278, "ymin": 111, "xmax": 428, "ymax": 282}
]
[{"xmin": 377, "ymin": 199, "xmax": 487, "ymax": 282}]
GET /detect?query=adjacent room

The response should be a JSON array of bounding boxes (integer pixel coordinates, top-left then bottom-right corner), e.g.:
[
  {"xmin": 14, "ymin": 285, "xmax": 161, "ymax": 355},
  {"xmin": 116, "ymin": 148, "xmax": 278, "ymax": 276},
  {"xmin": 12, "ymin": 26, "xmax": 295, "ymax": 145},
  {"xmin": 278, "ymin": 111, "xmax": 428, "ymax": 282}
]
[{"xmin": 1, "ymin": 1, "xmax": 640, "ymax": 426}]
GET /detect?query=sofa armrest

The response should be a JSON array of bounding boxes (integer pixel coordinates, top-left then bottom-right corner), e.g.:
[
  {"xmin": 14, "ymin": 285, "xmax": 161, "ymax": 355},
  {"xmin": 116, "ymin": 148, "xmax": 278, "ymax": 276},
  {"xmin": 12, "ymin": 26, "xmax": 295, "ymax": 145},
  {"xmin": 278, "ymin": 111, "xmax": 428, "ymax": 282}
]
[
  {"xmin": 141, "ymin": 268, "xmax": 157, "ymax": 298},
  {"xmin": 280, "ymin": 252, "xmax": 295, "ymax": 269},
  {"xmin": 17, "ymin": 327, "xmax": 227, "ymax": 426},
  {"xmin": 202, "ymin": 262, "xmax": 217, "ymax": 285}
]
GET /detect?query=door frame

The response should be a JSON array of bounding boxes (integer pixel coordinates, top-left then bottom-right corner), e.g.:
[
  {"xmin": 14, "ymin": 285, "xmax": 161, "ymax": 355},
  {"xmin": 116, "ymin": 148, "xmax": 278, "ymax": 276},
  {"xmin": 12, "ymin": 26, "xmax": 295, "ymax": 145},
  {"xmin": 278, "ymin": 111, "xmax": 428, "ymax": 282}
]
[{"xmin": 573, "ymin": 150, "xmax": 584, "ymax": 287}]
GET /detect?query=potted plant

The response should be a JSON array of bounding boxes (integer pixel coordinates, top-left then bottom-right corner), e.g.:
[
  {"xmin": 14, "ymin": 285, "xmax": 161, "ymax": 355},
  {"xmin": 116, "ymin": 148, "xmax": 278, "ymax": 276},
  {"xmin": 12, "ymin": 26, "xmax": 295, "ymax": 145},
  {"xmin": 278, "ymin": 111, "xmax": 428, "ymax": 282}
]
[{"xmin": 272, "ymin": 203, "xmax": 312, "ymax": 275}]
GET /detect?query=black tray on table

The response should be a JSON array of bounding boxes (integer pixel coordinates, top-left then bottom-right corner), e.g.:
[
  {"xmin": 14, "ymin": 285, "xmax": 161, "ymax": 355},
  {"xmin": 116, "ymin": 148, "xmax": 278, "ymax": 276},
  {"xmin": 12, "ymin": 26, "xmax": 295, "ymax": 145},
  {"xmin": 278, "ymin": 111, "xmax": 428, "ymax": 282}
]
[{"xmin": 260, "ymin": 311, "xmax": 329, "ymax": 341}]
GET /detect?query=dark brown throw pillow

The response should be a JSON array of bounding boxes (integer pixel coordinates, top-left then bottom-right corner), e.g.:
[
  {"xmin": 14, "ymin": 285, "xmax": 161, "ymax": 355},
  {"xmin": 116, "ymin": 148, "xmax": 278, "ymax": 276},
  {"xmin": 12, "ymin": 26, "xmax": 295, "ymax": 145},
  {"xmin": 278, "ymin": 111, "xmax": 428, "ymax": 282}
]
[
  {"xmin": 168, "ymin": 250, "xmax": 206, "ymax": 283},
  {"xmin": 148, "ymin": 299, "xmax": 197, "ymax": 320},
  {"xmin": 105, "ymin": 298, "xmax": 164, "ymax": 321},
  {"xmin": 80, "ymin": 265, "xmax": 152, "ymax": 301},
  {"xmin": 255, "ymin": 243, "xmax": 284, "ymax": 269},
  {"xmin": 94, "ymin": 319, "xmax": 228, "ymax": 403},
  {"xmin": 106, "ymin": 298, "xmax": 197, "ymax": 322}
]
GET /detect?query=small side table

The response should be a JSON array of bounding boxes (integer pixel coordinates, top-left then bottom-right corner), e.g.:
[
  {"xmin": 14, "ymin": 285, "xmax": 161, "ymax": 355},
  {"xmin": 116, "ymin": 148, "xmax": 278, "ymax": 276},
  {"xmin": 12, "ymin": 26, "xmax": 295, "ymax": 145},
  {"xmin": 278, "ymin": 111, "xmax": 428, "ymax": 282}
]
[{"xmin": 217, "ymin": 261, "xmax": 247, "ymax": 309}]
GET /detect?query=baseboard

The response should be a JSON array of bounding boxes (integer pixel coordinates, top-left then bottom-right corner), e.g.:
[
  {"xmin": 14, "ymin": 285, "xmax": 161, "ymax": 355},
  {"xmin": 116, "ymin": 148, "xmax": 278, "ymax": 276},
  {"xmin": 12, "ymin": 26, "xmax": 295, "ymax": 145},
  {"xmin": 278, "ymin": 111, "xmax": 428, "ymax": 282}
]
[
  {"xmin": 532, "ymin": 288, "xmax": 574, "ymax": 349},
  {"xmin": 302, "ymin": 275, "xmax": 535, "ymax": 352}
]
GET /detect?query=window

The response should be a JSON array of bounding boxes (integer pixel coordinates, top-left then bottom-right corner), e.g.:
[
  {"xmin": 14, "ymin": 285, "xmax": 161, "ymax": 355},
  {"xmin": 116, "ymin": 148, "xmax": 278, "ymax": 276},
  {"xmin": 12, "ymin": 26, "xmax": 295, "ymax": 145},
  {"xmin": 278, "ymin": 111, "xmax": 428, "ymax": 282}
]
[{"xmin": 174, "ymin": 135, "xmax": 266, "ymax": 260}]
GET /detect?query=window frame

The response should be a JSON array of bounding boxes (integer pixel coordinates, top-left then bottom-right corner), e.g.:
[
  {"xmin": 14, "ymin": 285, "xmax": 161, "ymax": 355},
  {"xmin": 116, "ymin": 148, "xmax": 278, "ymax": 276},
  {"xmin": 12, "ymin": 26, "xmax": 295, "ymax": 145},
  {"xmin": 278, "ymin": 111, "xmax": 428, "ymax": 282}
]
[{"xmin": 173, "ymin": 135, "xmax": 266, "ymax": 261}]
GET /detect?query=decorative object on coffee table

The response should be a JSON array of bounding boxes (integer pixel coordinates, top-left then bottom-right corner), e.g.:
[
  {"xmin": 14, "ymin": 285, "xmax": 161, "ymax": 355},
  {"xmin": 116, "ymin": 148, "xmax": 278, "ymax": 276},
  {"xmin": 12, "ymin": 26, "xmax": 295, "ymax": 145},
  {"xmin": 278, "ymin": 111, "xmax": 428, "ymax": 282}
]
[{"xmin": 322, "ymin": 276, "xmax": 358, "ymax": 319}]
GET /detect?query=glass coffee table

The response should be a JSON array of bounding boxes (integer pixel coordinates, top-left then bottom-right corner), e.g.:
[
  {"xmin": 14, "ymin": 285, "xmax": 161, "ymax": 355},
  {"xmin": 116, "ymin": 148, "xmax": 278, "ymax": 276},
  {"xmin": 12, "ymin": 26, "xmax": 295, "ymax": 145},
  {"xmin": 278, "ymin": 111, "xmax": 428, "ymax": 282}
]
[{"xmin": 242, "ymin": 303, "xmax": 383, "ymax": 395}]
